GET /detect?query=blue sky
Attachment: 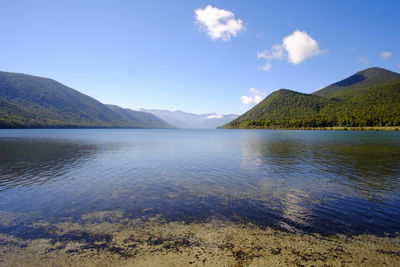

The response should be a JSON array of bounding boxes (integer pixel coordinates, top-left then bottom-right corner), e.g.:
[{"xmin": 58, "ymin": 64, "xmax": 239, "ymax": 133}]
[{"xmin": 1, "ymin": 0, "xmax": 399, "ymax": 115}]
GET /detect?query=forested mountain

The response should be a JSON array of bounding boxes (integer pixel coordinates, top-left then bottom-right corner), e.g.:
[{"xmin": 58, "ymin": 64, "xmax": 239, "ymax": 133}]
[
  {"xmin": 0, "ymin": 71, "xmax": 171, "ymax": 128},
  {"xmin": 313, "ymin": 67, "xmax": 400, "ymax": 99},
  {"xmin": 223, "ymin": 67, "xmax": 400, "ymax": 129}
]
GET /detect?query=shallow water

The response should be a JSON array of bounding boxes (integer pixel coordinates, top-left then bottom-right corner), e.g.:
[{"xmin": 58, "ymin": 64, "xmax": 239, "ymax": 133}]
[{"xmin": 0, "ymin": 129, "xmax": 399, "ymax": 236}]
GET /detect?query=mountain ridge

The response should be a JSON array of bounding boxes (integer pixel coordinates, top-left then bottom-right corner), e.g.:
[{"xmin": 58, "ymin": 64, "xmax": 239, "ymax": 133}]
[
  {"xmin": 313, "ymin": 67, "xmax": 400, "ymax": 99},
  {"xmin": 0, "ymin": 71, "xmax": 172, "ymax": 128},
  {"xmin": 222, "ymin": 67, "xmax": 400, "ymax": 129}
]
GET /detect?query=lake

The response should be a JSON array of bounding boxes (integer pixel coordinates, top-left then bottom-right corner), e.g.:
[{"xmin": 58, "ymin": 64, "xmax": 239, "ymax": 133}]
[{"xmin": 0, "ymin": 129, "xmax": 399, "ymax": 238}]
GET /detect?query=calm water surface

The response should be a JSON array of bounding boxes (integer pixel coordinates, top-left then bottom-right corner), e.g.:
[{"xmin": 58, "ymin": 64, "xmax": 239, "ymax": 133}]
[{"xmin": 0, "ymin": 129, "xmax": 399, "ymax": 236}]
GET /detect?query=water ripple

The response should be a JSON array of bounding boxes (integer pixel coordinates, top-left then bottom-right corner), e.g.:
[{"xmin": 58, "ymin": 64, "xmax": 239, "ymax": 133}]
[{"xmin": 0, "ymin": 129, "xmax": 399, "ymax": 236}]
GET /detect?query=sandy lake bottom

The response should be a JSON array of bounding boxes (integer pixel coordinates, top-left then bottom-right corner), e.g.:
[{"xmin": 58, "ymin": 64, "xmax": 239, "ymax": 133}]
[{"xmin": 0, "ymin": 211, "xmax": 399, "ymax": 267}]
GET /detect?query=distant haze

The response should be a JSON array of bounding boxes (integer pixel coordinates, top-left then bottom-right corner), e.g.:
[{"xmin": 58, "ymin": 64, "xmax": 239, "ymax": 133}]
[{"xmin": 140, "ymin": 109, "xmax": 238, "ymax": 129}]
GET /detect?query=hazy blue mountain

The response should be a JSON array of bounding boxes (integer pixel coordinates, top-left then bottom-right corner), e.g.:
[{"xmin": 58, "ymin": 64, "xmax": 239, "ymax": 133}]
[
  {"xmin": 140, "ymin": 109, "xmax": 238, "ymax": 129},
  {"xmin": 0, "ymin": 71, "xmax": 171, "ymax": 128},
  {"xmin": 106, "ymin": 105, "xmax": 173, "ymax": 128}
]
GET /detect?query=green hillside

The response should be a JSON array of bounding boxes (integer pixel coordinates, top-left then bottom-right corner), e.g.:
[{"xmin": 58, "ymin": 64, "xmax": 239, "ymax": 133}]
[
  {"xmin": 313, "ymin": 67, "xmax": 400, "ymax": 99},
  {"xmin": 0, "ymin": 71, "xmax": 171, "ymax": 128},
  {"xmin": 223, "ymin": 67, "xmax": 400, "ymax": 129}
]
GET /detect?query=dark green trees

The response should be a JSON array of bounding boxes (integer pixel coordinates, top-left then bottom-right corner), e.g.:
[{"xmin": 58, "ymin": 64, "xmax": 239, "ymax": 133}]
[
  {"xmin": 0, "ymin": 71, "xmax": 172, "ymax": 128},
  {"xmin": 223, "ymin": 68, "xmax": 400, "ymax": 129}
]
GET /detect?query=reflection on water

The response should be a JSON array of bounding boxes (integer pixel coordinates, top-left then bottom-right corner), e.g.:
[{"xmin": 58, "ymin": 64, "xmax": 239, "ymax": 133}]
[
  {"xmin": 0, "ymin": 139, "xmax": 96, "ymax": 191},
  {"xmin": 0, "ymin": 129, "xmax": 399, "ymax": 236}
]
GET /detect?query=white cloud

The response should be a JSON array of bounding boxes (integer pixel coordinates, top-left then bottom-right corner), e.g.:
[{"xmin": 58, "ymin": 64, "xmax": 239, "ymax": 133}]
[
  {"xmin": 207, "ymin": 114, "xmax": 223, "ymax": 119},
  {"xmin": 397, "ymin": 64, "xmax": 400, "ymax": 69},
  {"xmin": 257, "ymin": 30, "xmax": 321, "ymax": 67},
  {"xmin": 358, "ymin": 57, "xmax": 371, "ymax": 64},
  {"xmin": 241, "ymin": 88, "xmax": 264, "ymax": 105},
  {"xmin": 194, "ymin": 5, "xmax": 246, "ymax": 41},
  {"xmin": 380, "ymin": 51, "xmax": 392, "ymax": 59},
  {"xmin": 283, "ymin": 30, "xmax": 321, "ymax": 64},
  {"xmin": 250, "ymin": 87, "xmax": 260, "ymax": 94},
  {"xmin": 260, "ymin": 62, "xmax": 272, "ymax": 72},
  {"xmin": 257, "ymin": 44, "xmax": 285, "ymax": 60},
  {"xmin": 240, "ymin": 96, "xmax": 253, "ymax": 105}
]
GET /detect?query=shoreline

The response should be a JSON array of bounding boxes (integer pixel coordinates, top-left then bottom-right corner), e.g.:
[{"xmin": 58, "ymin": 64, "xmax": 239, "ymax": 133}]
[
  {"xmin": 221, "ymin": 126, "xmax": 400, "ymax": 131},
  {"xmin": 1, "ymin": 213, "xmax": 399, "ymax": 266}
]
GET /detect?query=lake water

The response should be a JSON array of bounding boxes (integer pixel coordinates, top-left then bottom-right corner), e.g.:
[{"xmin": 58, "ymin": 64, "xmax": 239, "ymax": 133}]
[{"xmin": 0, "ymin": 129, "xmax": 399, "ymax": 237}]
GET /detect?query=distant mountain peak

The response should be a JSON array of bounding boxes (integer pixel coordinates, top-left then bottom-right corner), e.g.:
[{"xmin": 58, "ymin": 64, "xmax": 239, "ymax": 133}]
[
  {"xmin": 206, "ymin": 114, "xmax": 223, "ymax": 119},
  {"xmin": 140, "ymin": 108, "xmax": 238, "ymax": 129}
]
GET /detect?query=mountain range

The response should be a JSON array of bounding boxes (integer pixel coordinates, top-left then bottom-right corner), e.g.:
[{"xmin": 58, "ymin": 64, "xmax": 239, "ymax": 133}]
[
  {"xmin": 1, "ymin": 67, "xmax": 399, "ymax": 129},
  {"xmin": 0, "ymin": 71, "xmax": 172, "ymax": 128},
  {"xmin": 140, "ymin": 109, "xmax": 238, "ymax": 129},
  {"xmin": 222, "ymin": 67, "xmax": 400, "ymax": 129}
]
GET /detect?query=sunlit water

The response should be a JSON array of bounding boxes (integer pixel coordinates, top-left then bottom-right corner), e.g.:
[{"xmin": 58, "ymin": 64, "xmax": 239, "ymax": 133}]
[{"xmin": 0, "ymin": 129, "xmax": 399, "ymax": 236}]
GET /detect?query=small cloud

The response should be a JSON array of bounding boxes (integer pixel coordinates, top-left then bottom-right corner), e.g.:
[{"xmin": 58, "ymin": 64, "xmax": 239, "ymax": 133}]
[
  {"xmin": 250, "ymin": 87, "xmax": 261, "ymax": 94},
  {"xmin": 380, "ymin": 51, "xmax": 392, "ymax": 59},
  {"xmin": 207, "ymin": 114, "xmax": 223, "ymax": 119},
  {"xmin": 241, "ymin": 88, "xmax": 264, "ymax": 105},
  {"xmin": 283, "ymin": 30, "xmax": 321, "ymax": 64},
  {"xmin": 397, "ymin": 64, "xmax": 400, "ymax": 69},
  {"xmin": 194, "ymin": 5, "xmax": 246, "ymax": 41},
  {"xmin": 257, "ymin": 44, "xmax": 285, "ymax": 60},
  {"xmin": 257, "ymin": 30, "xmax": 322, "ymax": 67},
  {"xmin": 358, "ymin": 57, "xmax": 371, "ymax": 64},
  {"xmin": 259, "ymin": 62, "xmax": 272, "ymax": 72}
]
